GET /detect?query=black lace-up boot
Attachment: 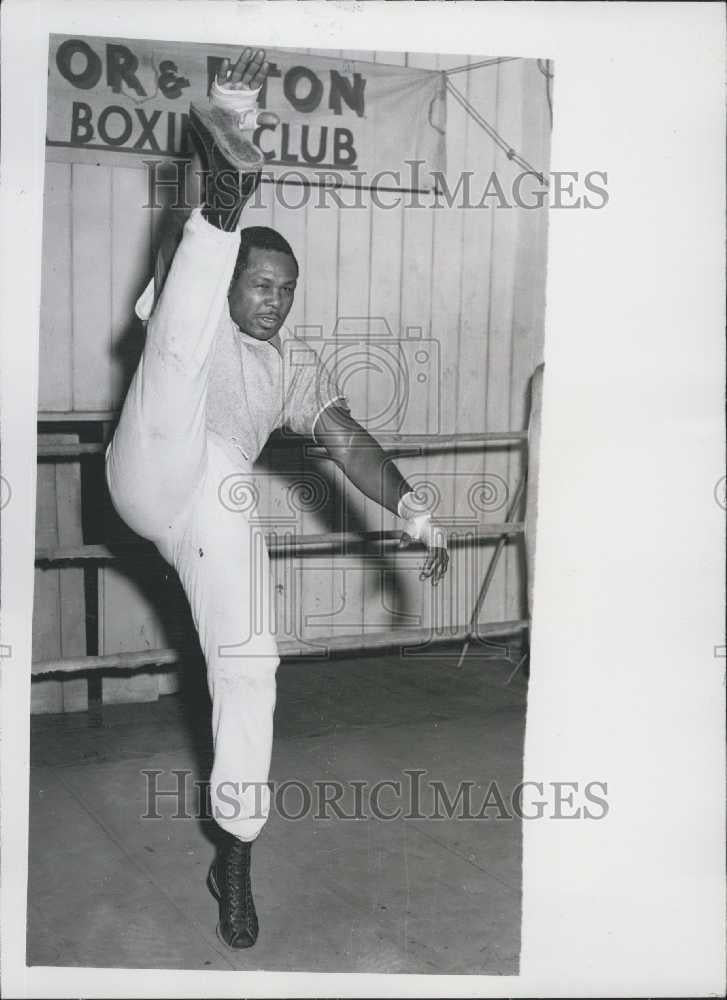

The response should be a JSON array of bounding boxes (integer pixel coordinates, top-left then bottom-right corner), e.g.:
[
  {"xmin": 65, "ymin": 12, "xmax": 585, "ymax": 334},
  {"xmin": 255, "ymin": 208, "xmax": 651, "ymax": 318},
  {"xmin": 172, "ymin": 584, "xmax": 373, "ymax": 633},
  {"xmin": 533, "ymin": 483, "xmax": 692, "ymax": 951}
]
[{"xmin": 207, "ymin": 833, "xmax": 259, "ymax": 948}]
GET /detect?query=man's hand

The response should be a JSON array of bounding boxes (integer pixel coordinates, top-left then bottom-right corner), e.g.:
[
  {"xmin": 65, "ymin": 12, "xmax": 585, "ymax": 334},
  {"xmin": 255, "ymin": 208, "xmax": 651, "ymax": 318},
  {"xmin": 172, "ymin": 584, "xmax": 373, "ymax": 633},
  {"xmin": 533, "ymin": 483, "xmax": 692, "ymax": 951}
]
[
  {"xmin": 315, "ymin": 405, "xmax": 449, "ymax": 586},
  {"xmin": 398, "ymin": 494, "xmax": 449, "ymax": 587},
  {"xmin": 190, "ymin": 47, "xmax": 280, "ymax": 230},
  {"xmin": 212, "ymin": 48, "xmax": 278, "ymax": 128},
  {"xmin": 217, "ymin": 47, "xmax": 268, "ymax": 90}
]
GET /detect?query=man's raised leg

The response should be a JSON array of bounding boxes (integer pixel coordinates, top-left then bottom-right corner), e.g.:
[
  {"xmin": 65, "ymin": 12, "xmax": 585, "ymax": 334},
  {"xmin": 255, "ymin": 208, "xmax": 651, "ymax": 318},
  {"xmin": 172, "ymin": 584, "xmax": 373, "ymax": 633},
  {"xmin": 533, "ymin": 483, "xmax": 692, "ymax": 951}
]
[
  {"xmin": 105, "ymin": 205, "xmax": 242, "ymax": 542},
  {"xmin": 105, "ymin": 49, "xmax": 278, "ymax": 950},
  {"xmin": 105, "ymin": 50, "xmax": 271, "ymax": 542}
]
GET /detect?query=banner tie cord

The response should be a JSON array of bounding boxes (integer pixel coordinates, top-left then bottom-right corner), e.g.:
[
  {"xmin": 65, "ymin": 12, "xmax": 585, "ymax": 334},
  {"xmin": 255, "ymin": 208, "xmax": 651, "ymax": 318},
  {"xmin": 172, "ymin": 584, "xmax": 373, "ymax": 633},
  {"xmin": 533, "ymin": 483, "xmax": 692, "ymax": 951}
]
[
  {"xmin": 443, "ymin": 56, "xmax": 520, "ymax": 75},
  {"xmin": 445, "ymin": 77, "xmax": 549, "ymax": 188},
  {"xmin": 537, "ymin": 58, "xmax": 554, "ymax": 128}
]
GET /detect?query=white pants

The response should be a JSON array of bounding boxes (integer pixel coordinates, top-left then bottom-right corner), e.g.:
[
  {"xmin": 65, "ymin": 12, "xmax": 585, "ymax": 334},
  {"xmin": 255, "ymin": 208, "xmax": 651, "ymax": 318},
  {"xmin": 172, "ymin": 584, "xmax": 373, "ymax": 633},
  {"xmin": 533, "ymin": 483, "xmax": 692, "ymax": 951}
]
[{"xmin": 105, "ymin": 211, "xmax": 279, "ymax": 842}]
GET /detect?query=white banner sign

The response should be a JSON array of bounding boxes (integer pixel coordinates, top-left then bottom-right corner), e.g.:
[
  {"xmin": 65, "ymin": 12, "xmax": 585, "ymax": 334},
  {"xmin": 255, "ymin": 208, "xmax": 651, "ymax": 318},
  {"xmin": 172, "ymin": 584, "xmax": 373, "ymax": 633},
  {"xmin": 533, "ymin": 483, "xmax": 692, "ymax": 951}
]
[{"xmin": 46, "ymin": 35, "xmax": 447, "ymax": 190}]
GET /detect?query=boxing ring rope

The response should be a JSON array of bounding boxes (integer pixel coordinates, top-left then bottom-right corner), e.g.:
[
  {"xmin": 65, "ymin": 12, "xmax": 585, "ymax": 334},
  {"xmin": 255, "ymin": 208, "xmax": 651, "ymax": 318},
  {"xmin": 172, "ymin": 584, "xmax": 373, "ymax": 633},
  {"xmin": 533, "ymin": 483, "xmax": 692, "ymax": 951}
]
[
  {"xmin": 33, "ymin": 366, "xmax": 543, "ymax": 680},
  {"xmin": 31, "ymin": 622, "xmax": 531, "ymax": 678},
  {"xmin": 35, "ymin": 430, "xmax": 528, "ymax": 459},
  {"xmin": 35, "ymin": 523, "xmax": 525, "ymax": 565}
]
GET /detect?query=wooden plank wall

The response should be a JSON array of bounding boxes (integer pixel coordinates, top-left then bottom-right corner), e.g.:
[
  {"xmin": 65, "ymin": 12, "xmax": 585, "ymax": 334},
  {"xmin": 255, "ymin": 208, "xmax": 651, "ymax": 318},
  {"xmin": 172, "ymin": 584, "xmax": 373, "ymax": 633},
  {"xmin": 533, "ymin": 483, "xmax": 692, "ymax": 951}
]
[
  {"xmin": 34, "ymin": 51, "xmax": 551, "ymax": 709},
  {"xmin": 32, "ymin": 434, "xmax": 87, "ymax": 713}
]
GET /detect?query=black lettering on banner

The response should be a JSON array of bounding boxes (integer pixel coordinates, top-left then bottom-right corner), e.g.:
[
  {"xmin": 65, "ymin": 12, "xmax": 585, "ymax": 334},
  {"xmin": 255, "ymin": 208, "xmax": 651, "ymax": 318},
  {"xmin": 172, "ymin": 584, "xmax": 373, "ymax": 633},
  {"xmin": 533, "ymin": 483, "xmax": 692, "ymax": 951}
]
[
  {"xmin": 166, "ymin": 109, "xmax": 175, "ymax": 153},
  {"xmin": 254, "ymin": 123, "xmax": 277, "ymax": 162},
  {"xmin": 279, "ymin": 124, "xmax": 299, "ymax": 164},
  {"xmin": 158, "ymin": 60, "xmax": 190, "ymax": 100},
  {"xmin": 134, "ymin": 108, "xmax": 163, "ymax": 151},
  {"xmin": 106, "ymin": 43, "xmax": 146, "ymax": 98},
  {"xmin": 333, "ymin": 128, "xmax": 356, "ymax": 167},
  {"xmin": 56, "ymin": 39, "xmax": 102, "ymax": 90},
  {"xmin": 70, "ymin": 101, "xmax": 94, "ymax": 143},
  {"xmin": 179, "ymin": 112, "xmax": 192, "ymax": 156},
  {"xmin": 61, "ymin": 56, "xmax": 361, "ymax": 171},
  {"xmin": 284, "ymin": 66, "xmax": 323, "ymax": 113},
  {"xmin": 300, "ymin": 125, "xmax": 327, "ymax": 165},
  {"xmin": 206, "ymin": 55, "xmax": 223, "ymax": 92},
  {"xmin": 258, "ymin": 62, "xmax": 282, "ymax": 108},
  {"xmin": 98, "ymin": 105, "xmax": 133, "ymax": 146},
  {"xmin": 205, "ymin": 55, "xmax": 230, "ymax": 94},
  {"xmin": 329, "ymin": 71, "xmax": 365, "ymax": 117}
]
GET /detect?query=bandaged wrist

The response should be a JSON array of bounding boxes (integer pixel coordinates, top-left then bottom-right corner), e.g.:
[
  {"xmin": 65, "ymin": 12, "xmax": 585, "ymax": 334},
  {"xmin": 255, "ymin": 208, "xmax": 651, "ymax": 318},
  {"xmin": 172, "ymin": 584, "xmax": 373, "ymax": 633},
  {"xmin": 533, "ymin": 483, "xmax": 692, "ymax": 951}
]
[
  {"xmin": 398, "ymin": 489, "xmax": 447, "ymax": 548},
  {"xmin": 397, "ymin": 489, "xmax": 432, "ymax": 522},
  {"xmin": 210, "ymin": 79, "xmax": 263, "ymax": 129},
  {"xmin": 398, "ymin": 490, "xmax": 432, "ymax": 543}
]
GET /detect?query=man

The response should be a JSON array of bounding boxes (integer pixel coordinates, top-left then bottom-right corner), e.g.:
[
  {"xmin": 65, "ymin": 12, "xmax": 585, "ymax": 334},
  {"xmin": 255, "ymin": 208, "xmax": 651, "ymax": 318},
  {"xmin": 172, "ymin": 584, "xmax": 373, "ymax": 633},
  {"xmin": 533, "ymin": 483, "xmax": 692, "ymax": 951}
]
[{"xmin": 106, "ymin": 47, "xmax": 448, "ymax": 950}]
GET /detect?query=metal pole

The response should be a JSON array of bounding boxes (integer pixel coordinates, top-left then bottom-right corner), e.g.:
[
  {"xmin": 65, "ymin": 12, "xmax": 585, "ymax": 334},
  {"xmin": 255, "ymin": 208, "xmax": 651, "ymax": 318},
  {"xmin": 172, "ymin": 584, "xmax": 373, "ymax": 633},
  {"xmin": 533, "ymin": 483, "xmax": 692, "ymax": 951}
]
[{"xmin": 455, "ymin": 472, "xmax": 527, "ymax": 669}]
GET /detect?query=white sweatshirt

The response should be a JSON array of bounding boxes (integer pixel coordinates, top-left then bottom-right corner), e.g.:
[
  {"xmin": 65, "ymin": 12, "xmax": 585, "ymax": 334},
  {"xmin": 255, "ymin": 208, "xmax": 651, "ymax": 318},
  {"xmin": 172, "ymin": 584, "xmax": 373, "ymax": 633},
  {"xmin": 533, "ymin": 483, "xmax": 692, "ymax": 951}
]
[{"xmin": 134, "ymin": 219, "xmax": 349, "ymax": 466}]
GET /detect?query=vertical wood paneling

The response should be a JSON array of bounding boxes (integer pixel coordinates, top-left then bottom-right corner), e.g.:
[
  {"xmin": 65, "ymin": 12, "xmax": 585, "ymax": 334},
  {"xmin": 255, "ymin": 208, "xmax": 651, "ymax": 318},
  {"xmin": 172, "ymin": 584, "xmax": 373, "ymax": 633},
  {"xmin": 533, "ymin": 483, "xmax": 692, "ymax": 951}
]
[
  {"xmin": 270, "ymin": 164, "xmax": 315, "ymax": 651},
  {"xmin": 429, "ymin": 52, "xmax": 470, "ymax": 633},
  {"xmin": 242, "ymin": 185, "xmax": 277, "ymax": 560},
  {"xmin": 294, "ymin": 128, "xmax": 340, "ymax": 646},
  {"xmin": 457, "ymin": 57, "xmax": 503, "ymax": 636},
  {"xmin": 320, "ymin": 48, "xmax": 375, "ymax": 642},
  {"xmin": 32, "ymin": 458, "xmax": 63, "ymax": 713},
  {"xmin": 482, "ymin": 60, "xmax": 525, "ymax": 624},
  {"xmin": 39, "ymin": 163, "xmax": 73, "ymax": 411},
  {"xmin": 32, "ymin": 434, "xmax": 87, "ymax": 713},
  {"xmin": 99, "ymin": 566, "xmax": 160, "ymax": 705},
  {"xmin": 271, "ymin": 188, "xmax": 307, "ymax": 335},
  {"xmin": 72, "ymin": 164, "xmax": 113, "ymax": 410},
  {"xmin": 55, "ymin": 445, "xmax": 88, "ymax": 711},
  {"xmin": 507, "ymin": 60, "xmax": 551, "ymax": 620},
  {"xmin": 110, "ymin": 167, "xmax": 155, "ymax": 408},
  {"xmin": 396, "ymin": 51, "xmax": 439, "ymax": 638},
  {"xmin": 104, "ymin": 166, "xmax": 174, "ymax": 701},
  {"xmin": 359, "ymin": 50, "xmax": 406, "ymax": 636},
  {"xmin": 269, "ymin": 52, "xmax": 342, "ymax": 653},
  {"xmin": 266, "ymin": 129, "xmax": 327, "ymax": 651},
  {"xmin": 36, "ymin": 50, "xmax": 551, "ymax": 705}
]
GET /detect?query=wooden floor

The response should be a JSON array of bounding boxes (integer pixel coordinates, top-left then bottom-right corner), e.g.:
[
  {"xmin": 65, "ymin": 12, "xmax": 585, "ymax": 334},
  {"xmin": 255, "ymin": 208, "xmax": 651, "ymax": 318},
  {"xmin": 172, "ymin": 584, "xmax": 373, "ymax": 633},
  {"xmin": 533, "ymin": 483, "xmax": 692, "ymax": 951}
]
[{"xmin": 27, "ymin": 641, "xmax": 527, "ymax": 973}]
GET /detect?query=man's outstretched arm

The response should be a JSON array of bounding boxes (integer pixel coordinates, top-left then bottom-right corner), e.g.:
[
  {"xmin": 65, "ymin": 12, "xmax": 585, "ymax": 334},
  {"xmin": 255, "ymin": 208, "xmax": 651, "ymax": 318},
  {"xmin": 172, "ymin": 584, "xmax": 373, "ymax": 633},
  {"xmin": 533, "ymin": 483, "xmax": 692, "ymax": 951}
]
[{"xmin": 314, "ymin": 404, "xmax": 449, "ymax": 585}]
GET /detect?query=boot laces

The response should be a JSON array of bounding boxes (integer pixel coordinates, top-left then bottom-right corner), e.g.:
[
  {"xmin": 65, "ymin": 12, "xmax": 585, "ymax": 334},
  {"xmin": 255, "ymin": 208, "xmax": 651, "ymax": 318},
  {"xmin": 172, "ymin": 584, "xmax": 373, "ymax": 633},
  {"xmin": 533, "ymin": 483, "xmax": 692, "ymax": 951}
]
[{"xmin": 223, "ymin": 841, "xmax": 252, "ymax": 918}]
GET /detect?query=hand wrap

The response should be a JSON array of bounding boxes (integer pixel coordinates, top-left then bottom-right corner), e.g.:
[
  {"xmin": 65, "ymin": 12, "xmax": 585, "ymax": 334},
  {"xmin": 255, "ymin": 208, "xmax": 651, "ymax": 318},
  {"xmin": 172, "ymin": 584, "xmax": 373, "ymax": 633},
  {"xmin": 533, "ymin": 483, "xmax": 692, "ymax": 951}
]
[
  {"xmin": 210, "ymin": 78, "xmax": 264, "ymax": 130},
  {"xmin": 397, "ymin": 490, "xmax": 447, "ymax": 550}
]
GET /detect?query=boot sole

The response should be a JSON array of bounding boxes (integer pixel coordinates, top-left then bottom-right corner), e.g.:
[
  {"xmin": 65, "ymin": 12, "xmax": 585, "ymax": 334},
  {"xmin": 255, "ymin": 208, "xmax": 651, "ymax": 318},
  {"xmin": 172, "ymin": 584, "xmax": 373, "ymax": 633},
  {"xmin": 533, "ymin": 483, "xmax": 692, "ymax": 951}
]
[{"xmin": 189, "ymin": 103, "xmax": 263, "ymax": 173}]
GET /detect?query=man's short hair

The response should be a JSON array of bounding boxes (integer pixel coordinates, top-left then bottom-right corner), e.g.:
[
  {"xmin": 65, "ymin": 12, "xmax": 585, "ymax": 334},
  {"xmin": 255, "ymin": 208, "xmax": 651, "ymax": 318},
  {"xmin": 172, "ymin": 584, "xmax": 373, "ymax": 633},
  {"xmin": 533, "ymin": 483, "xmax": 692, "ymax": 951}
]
[{"xmin": 232, "ymin": 226, "xmax": 299, "ymax": 283}]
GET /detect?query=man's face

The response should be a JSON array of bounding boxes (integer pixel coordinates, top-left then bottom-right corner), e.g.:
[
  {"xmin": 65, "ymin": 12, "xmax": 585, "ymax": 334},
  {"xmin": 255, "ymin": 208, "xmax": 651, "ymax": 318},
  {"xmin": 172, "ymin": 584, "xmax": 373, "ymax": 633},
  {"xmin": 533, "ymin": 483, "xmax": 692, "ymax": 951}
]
[{"xmin": 228, "ymin": 247, "xmax": 297, "ymax": 340}]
